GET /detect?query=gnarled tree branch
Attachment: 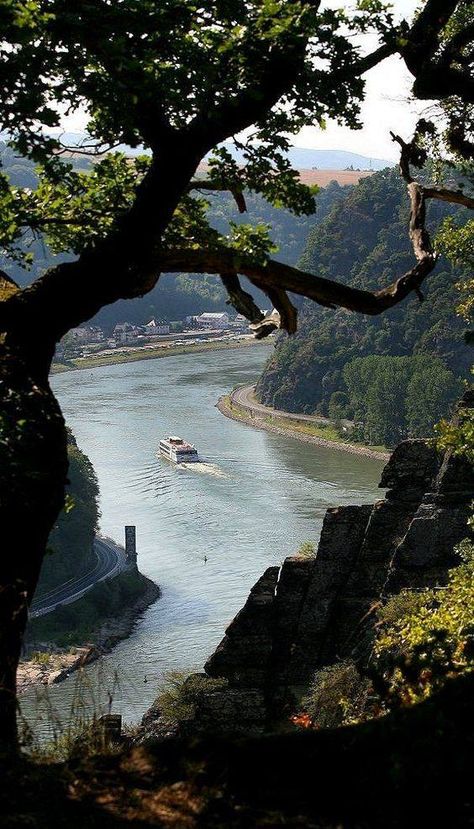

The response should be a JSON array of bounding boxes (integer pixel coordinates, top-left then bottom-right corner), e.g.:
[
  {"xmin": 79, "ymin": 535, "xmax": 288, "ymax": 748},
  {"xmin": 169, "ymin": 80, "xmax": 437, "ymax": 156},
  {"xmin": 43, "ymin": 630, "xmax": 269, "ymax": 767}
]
[
  {"xmin": 188, "ymin": 180, "xmax": 247, "ymax": 213},
  {"xmin": 155, "ymin": 244, "xmax": 435, "ymax": 321},
  {"xmin": 220, "ymin": 274, "xmax": 264, "ymax": 323},
  {"xmin": 257, "ymin": 286, "xmax": 298, "ymax": 336},
  {"xmin": 423, "ymin": 186, "xmax": 474, "ymax": 209}
]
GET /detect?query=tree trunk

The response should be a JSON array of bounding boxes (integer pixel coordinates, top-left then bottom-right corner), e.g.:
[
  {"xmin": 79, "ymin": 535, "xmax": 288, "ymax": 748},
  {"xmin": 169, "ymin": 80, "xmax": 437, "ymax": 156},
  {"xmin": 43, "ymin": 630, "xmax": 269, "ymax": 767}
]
[
  {"xmin": 0, "ymin": 145, "xmax": 204, "ymax": 751},
  {"xmin": 0, "ymin": 345, "xmax": 68, "ymax": 751}
]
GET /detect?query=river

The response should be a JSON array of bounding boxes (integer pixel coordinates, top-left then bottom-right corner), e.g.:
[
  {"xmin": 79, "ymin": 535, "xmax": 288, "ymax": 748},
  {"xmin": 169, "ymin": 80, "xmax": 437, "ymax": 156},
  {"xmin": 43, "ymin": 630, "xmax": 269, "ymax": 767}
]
[{"xmin": 20, "ymin": 345, "xmax": 386, "ymax": 737}]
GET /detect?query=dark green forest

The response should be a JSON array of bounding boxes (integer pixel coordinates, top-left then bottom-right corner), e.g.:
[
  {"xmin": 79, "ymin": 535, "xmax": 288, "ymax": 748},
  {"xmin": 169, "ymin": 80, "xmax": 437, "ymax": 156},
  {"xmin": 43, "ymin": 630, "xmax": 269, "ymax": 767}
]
[
  {"xmin": 34, "ymin": 430, "xmax": 99, "ymax": 597},
  {"xmin": 257, "ymin": 167, "xmax": 471, "ymax": 445}
]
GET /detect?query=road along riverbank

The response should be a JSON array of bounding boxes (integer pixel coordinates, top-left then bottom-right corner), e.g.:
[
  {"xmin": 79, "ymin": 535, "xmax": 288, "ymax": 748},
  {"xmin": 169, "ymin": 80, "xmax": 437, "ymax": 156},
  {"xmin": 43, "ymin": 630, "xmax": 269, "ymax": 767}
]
[
  {"xmin": 217, "ymin": 385, "xmax": 390, "ymax": 461},
  {"xmin": 30, "ymin": 537, "xmax": 127, "ymax": 619},
  {"xmin": 18, "ymin": 574, "xmax": 160, "ymax": 694}
]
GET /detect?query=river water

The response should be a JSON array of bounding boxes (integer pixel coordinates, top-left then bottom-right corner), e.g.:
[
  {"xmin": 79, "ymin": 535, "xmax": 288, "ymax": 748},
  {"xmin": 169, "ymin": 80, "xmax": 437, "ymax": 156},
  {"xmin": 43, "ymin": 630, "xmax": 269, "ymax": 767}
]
[{"xmin": 20, "ymin": 345, "xmax": 385, "ymax": 735}]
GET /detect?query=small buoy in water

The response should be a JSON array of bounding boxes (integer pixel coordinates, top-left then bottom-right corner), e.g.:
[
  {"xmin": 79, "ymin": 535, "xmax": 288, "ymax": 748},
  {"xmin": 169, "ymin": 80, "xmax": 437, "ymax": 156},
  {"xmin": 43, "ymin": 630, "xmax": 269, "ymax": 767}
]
[
  {"xmin": 204, "ymin": 555, "xmax": 208, "ymax": 564},
  {"xmin": 144, "ymin": 675, "xmax": 148, "ymax": 683}
]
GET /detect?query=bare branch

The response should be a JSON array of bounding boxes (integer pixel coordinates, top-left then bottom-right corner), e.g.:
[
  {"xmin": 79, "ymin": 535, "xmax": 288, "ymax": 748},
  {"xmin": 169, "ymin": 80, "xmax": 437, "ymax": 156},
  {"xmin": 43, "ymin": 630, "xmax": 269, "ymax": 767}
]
[
  {"xmin": 260, "ymin": 286, "xmax": 298, "ymax": 335},
  {"xmin": 56, "ymin": 141, "xmax": 122, "ymax": 158},
  {"xmin": 220, "ymin": 274, "xmax": 263, "ymax": 322},
  {"xmin": 351, "ymin": 42, "xmax": 398, "ymax": 76},
  {"xmin": 391, "ymin": 131, "xmax": 474, "ymax": 208},
  {"xmin": 391, "ymin": 132, "xmax": 418, "ymax": 183},
  {"xmin": 188, "ymin": 180, "xmax": 247, "ymax": 213},
  {"xmin": 423, "ymin": 187, "xmax": 474, "ymax": 210},
  {"xmin": 407, "ymin": 181, "xmax": 432, "ymax": 266},
  {"xmin": 158, "ymin": 245, "xmax": 436, "ymax": 319}
]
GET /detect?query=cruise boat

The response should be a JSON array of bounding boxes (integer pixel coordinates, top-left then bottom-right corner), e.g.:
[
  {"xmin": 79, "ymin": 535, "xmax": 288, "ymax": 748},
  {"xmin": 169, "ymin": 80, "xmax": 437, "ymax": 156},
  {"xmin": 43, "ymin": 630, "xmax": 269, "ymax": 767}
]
[{"xmin": 159, "ymin": 436, "xmax": 199, "ymax": 463}]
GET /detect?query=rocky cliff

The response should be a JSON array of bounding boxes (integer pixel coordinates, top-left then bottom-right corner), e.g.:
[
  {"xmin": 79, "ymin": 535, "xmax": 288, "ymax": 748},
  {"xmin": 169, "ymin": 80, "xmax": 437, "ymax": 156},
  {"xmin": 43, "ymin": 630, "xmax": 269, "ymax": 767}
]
[{"xmin": 142, "ymin": 397, "xmax": 474, "ymax": 740}]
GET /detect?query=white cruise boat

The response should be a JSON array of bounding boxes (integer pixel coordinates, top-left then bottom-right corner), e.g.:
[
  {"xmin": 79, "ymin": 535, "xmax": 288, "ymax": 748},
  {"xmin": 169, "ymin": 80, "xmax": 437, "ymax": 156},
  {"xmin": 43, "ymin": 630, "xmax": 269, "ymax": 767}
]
[{"xmin": 159, "ymin": 436, "xmax": 199, "ymax": 463}]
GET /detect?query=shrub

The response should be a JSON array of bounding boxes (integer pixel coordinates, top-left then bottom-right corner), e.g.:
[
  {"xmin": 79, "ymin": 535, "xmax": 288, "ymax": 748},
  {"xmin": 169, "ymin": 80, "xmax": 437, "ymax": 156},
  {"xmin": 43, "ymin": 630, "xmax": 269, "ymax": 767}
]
[
  {"xmin": 301, "ymin": 662, "xmax": 370, "ymax": 728},
  {"xmin": 154, "ymin": 672, "xmax": 228, "ymax": 724},
  {"xmin": 371, "ymin": 539, "xmax": 474, "ymax": 710},
  {"xmin": 295, "ymin": 541, "xmax": 316, "ymax": 560},
  {"xmin": 376, "ymin": 590, "xmax": 429, "ymax": 628}
]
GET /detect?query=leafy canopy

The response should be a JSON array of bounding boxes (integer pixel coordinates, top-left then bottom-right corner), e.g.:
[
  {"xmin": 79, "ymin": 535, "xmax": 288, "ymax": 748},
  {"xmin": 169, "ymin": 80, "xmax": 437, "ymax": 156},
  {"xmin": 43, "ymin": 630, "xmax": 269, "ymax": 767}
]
[
  {"xmin": 0, "ymin": 0, "xmax": 398, "ymax": 270},
  {"xmin": 0, "ymin": 1, "xmax": 472, "ymax": 339}
]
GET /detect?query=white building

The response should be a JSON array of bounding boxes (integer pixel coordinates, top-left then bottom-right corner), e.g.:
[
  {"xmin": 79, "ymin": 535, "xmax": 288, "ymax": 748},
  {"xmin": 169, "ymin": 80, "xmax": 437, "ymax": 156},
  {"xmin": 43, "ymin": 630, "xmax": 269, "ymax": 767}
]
[
  {"xmin": 143, "ymin": 318, "xmax": 170, "ymax": 336},
  {"xmin": 194, "ymin": 312, "xmax": 230, "ymax": 330}
]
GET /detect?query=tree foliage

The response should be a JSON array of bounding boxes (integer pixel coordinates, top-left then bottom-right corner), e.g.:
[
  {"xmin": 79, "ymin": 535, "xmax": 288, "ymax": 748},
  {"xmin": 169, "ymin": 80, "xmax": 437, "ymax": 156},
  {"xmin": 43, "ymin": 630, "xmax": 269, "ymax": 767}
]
[
  {"xmin": 343, "ymin": 354, "xmax": 462, "ymax": 446},
  {"xmin": 372, "ymin": 539, "xmax": 474, "ymax": 710},
  {"xmin": 1, "ymin": 0, "xmax": 472, "ymax": 337}
]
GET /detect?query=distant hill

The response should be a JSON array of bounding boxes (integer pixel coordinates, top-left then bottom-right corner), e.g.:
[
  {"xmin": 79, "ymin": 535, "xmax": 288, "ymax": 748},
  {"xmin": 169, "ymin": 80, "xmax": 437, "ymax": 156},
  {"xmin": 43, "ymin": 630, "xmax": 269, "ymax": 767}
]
[
  {"xmin": 284, "ymin": 146, "xmax": 391, "ymax": 171},
  {"xmin": 205, "ymin": 144, "xmax": 392, "ymax": 172},
  {"xmin": 36, "ymin": 131, "xmax": 392, "ymax": 172}
]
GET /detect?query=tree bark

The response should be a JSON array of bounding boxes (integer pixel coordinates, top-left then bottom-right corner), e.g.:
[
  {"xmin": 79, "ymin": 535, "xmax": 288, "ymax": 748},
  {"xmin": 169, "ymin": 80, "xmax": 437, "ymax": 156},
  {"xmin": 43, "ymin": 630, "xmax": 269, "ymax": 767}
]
[
  {"xmin": 0, "ymin": 346, "xmax": 68, "ymax": 750},
  {"xmin": 0, "ymin": 142, "xmax": 207, "ymax": 750}
]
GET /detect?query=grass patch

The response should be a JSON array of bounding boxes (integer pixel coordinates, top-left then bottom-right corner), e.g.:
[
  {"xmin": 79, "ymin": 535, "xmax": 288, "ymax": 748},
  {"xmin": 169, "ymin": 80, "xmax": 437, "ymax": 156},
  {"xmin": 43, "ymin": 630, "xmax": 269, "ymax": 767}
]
[{"xmin": 268, "ymin": 415, "xmax": 343, "ymax": 442}]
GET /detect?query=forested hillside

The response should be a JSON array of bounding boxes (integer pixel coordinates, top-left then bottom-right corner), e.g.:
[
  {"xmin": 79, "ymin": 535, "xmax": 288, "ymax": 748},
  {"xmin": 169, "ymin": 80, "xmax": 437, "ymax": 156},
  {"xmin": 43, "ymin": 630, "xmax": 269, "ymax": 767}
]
[
  {"xmin": 34, "ymin": 430, "xmax": 99, "ymax": 597},
  {"xmin": 257, "ymin": 168, "xmax": 471, "ymax": 444},
  {"xmin": 0, "ymin": 142, "xmax": 350, "ymax": 326}
]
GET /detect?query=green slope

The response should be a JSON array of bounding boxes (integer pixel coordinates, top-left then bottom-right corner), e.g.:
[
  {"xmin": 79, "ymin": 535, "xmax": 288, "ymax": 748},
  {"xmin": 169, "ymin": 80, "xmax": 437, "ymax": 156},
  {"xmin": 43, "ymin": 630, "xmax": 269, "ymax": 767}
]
[{"xmin": 256, "ymin": 168, "xmax": 471, "ymax": 442}]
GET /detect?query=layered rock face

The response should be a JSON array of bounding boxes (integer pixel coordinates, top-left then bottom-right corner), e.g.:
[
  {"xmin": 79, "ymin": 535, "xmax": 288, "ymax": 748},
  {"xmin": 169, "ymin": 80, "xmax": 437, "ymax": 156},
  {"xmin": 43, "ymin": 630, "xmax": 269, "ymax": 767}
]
[{"xmin": 200, "ymin": 423, "xmax": 473, "ymax": 733}]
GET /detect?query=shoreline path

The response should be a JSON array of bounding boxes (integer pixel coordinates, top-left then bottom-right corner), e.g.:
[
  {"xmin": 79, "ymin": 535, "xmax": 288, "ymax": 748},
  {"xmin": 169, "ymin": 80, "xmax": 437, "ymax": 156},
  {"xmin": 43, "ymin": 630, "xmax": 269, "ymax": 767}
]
[
  {"xmin": 220, "ymin": 384, "xmax": 389, "ymax": 461},
  {"xmin": 230, "ymin": 384, "xmax": 338, "ymax": 426}
]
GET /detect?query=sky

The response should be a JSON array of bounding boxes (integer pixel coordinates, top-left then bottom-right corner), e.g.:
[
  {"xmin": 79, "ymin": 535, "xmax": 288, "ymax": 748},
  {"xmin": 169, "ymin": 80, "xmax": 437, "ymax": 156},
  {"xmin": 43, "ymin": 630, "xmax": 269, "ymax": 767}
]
[
  {"xmin": 297, "ymin": 0, "xmax": 427, "ymax": 161},
  {"xmin": 59, "ymin": 0, "xmax": 429, "ymax": 163}
]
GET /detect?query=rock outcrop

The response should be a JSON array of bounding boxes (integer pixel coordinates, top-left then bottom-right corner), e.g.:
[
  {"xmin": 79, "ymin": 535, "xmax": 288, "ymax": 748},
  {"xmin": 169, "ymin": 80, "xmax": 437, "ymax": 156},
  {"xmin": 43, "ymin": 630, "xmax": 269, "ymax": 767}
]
[
  {"xmin": 200, "ymin": 418, "xmax": 473, "ymax": 733},
  {"xmin": 141, "ymin": 397, "xmax": 473, "ymax": 739}
]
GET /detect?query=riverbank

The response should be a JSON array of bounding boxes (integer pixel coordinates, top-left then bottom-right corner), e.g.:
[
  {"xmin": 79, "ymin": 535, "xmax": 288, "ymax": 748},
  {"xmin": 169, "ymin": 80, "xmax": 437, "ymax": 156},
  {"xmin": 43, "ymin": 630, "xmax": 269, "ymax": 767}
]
[
  {"xmin": 217, "ymin": 387, "xmax": 390, "ymax": 461},
  {"xmin": 52, "ymin": 336, "xmax": 271, "ymax": 374},
  {"xmin": 18, "ymin": 574, "xmax": 161, "ymax": 694}
]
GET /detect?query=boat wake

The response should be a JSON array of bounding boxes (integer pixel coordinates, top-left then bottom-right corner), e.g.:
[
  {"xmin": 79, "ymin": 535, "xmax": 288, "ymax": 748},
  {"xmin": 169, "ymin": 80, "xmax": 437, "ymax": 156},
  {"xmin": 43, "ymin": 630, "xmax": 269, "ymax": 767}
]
[{"xmin": 180, "ymin": 461, "xmax": 226, "ymax": 478}]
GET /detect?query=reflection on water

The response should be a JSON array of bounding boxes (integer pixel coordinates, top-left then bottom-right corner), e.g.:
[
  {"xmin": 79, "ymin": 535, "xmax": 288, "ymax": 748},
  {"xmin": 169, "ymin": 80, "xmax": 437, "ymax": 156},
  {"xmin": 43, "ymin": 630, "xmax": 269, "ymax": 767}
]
[{"xmin": 20, "ymin": 345, "xmax": 385, "ymax": 735}]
